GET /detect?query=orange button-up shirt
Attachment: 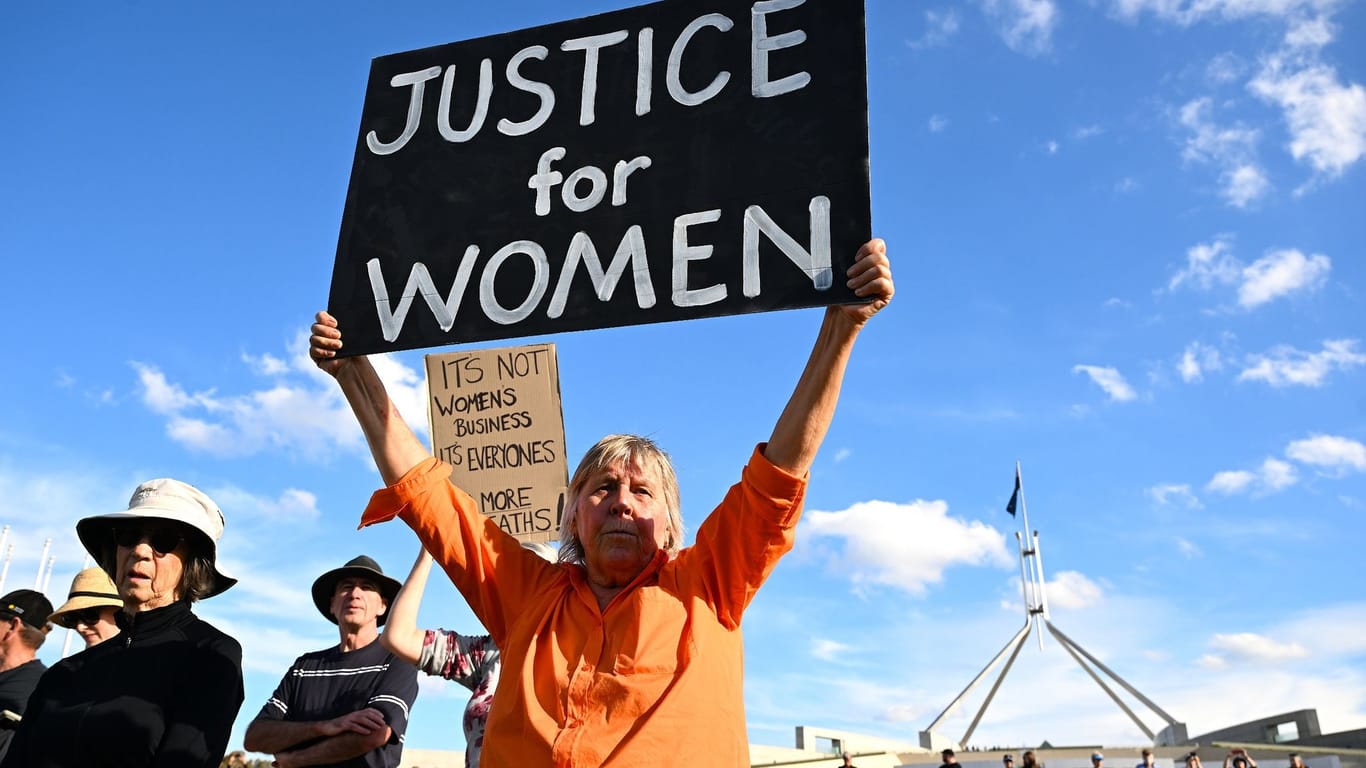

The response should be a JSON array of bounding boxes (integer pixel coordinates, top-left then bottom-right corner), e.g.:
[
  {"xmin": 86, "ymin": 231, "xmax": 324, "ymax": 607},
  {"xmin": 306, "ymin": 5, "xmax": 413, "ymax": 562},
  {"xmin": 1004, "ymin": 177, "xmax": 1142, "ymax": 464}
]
[{"xmin": 361, "ymin": 445, "xmax": 806, "ymax": 767}]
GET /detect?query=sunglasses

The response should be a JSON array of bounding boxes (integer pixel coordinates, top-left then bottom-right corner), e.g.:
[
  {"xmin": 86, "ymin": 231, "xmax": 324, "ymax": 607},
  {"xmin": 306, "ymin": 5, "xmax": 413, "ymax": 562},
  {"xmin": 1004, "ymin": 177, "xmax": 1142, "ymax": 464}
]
[
  {"xmin": 113, "ymin": 523, "xmax": 185, "ymax": 555},
  {"xmin": 68, "ymin": 607, "xmax": 110, "ymax": 628}
]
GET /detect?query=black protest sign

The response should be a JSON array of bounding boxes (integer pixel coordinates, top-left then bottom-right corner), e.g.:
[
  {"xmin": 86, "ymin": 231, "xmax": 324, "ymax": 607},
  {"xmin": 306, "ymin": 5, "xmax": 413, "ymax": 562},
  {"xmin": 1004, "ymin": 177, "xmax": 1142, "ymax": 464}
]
[
  {"xmin": 329, "ymin": 0, "xmax": 870, "ymax": 355},
  {"xmin": 426, "ymin": 344, "xmax": 568, "ymax": 543}
]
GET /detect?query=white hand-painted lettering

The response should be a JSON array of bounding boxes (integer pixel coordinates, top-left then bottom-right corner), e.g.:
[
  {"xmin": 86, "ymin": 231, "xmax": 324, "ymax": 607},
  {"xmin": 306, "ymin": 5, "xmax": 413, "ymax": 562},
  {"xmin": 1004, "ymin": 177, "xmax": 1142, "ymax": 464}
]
[
  {"xmin": 366, "ymin": 67, "xmax": 442, "ymax": 156},
  {"xmin": 752, "ymin": 0, "xmax": 811, "ymax": 98},
  {"xmin": 437, "ymin": 60, "xmax": 494, "ymax": 143},
  {"xmin": 635, "ymin": 27, "xmax": 654, "ymax": 116},
  {"xmin": 672, "ymin": 209, "xmax": 727, "ymax": 307},
  {"xmin": 611, "ymin": 156, "xmax": 652, "ymax": 207},
  {"xmin": 529, "ymin": 148, "xmax": 568, "ymax": 217},
  {"xmin": 529, "ymin": 149, "xmax": 652, "ymax": 215},
  {"xmin": 562, "ymin": 166, "xmax": 609, "ymax": 213},
  {"xmin": 547, "ymin": 226, "xmax": 657, "ymax": 319},
  {"xmin": 742, "ymin": 195, "xmax": 831, "ymax": 298},
  {"xmin": 479, "ymin": 241, "xmax": 550, "ymax": 325},
  {"xmin": 367, "ymin": 248, "xmax": 480, "ymax": 341},
  {"xmin": 667, "ymin": 14, "xmax": 734, "ymax": 107},
  {"xmin": 561, "ymin": 30, "xmax": 630, "ymax": 127},
  {"xmin": 498, "ymin": 46, "xmax": 555, "ymax": 137}
]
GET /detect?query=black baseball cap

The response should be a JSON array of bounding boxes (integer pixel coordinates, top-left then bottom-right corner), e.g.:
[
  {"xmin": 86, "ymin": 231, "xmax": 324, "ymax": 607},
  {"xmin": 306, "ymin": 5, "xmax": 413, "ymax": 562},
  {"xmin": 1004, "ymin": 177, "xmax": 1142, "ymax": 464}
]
[{"xmin": 0, "ymin": 589, "xmax": 54, "ymax": 629}]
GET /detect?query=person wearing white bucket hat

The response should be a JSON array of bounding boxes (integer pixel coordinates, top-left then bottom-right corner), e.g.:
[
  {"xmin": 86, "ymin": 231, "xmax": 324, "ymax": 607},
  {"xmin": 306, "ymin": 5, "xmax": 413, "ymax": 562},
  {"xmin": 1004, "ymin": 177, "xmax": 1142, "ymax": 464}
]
[
  {"xmin": 1, "ymin": 478, "xmax": 244, "ymax": 768},
  {"xmin": 47, "ymin": 567, "xmax": 123, "ymax": 649}
]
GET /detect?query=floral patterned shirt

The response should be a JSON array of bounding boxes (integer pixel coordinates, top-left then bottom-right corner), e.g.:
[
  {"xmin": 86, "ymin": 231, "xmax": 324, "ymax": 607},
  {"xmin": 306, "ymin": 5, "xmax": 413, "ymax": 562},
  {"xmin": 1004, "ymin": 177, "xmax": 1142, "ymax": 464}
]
[{"xmin": 418, "ymin": 630, "xmax": 500, "ymax": 768}]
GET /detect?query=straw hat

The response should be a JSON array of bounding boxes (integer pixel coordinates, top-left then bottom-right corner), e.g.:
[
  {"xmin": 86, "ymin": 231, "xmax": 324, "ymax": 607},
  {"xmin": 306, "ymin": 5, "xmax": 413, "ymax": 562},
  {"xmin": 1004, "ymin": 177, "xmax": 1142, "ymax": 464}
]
[
  {"xmin": 49, "ymin": 567, "xmax": 123, "ymax": 628},
  {"xmin": 76, "ymin": 478, "xmax": 237, "ymax": 598}
]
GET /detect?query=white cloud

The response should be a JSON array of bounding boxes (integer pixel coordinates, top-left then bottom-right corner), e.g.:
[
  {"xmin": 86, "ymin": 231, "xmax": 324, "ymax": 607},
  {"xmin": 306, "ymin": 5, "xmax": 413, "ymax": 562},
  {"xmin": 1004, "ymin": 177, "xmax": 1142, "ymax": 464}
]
[
  {"xmin": 1148, "ymin": 483, "xmax": 1203, "ymax": 508},
  {"xmin": 1168, "ymin": 236, "xmax": 1240, "ymax": 292},
  {"xmin": 133, "ymin": 329, "xmax": 429, "ymax": 461},
  {"xmin": 1169, "ymin": 239, "xmax": 1332, "ymax": 310},
  {"xmin": 1206, "ymin": 458, "xmax": 1298, "ymax": 495},
  {"xmin": 1206, "ymin": 51, "xmax": 1246, "ymax": 84},
  {"xmin": 1178, "ymin": 98, "xmax": 1270, "ymax": 208},
  {"xmin": 1259, "ymin": 457, "xmax": 1298, "ymax": 491},
  {"xmin": 1072, "ymin": 365, "xmax": 1137, "ymax": 402},
  {"xmin": 1045, "ymin": 570, "xmax": 1104, "ymax": 610},
  {"xmin": 1284, "ymin": 14, "xmax": 1336, "ymax": 49},
  {"xmin": 1046, "ymin": 139, "xmax": 1060, "ymax": 154},
  {"xmin": 1176, "ymin": 537, "xmax": 1203, "ymax": 558},
  {"xmin": 1207, "ymin": 469, "xmax": 1255, "ymax": 494},
  {"xmin": 1223, "ymin": 163, "xmax": 1271, "ymax": 206},
  {"xmin": 833, "ymin": 448, "xmax": 852, "ymax": 464},
  {"xmin": 983, "ymin": 0, "xmax": 1059, "ymax": 55},
  {"xmin": 1197, "ymin": 653, "xmax": 1229, "ymax": 669},
  {"xmin": 909, "ymin": 9, "xmax": 961, "ymax": 50},
  {"xmin": 243, "ymin": 352, "xmax": 290, "ymax": 376},
  {"xmin": 1239, "ymin": 339, "xmax": 1366, "ymax": 387},
  {"xmin": 1237, "ymin": 248, "xmax": 1330, "ymax": 307},
  {"xmin": 1250, "ymin": 57, "xmax": 1366, "ymax": 179},
  {"xmin": 1108, "ymin": 0, "xmax": 1344, "ymax": 27},
  {"xmin": 1116, "ymin": 0, "xmax": 1364, "ymax": 186},
  {"xmin": 929, "ymin": 114, "xmax": 950, "ymax": 133},
  {"xmin": 1074, "ymin": 124, "xmax": 1104, "ymax": 139},
  {"xmin": 1285, "ymin": 434, "xmax": 1366, "ymax": 473},
  {"xmin": 803, "ymin": 499, "xmax": 1012, "ymax": 596},
  {"xmin": 210, "ymin": 485, "xmax": 321, "ymax": 523},
  {"xmin": 811, "ymin": 638, "xmax": 854, "ymax": 662},
  {"xmin": 1217, "ymin": 460, "xmax": 1292, "ymax": 494},
  {"xmin": 135, "ymin": 365, "xmax": 201, "ymax": 414},
  {"xmin": 1208, "ymin": 632, "xmax": 1309, "ymax": 663},
  {"xmin": 1178, "ymin": 341, "xmax": 1224, "ymax": 382}
]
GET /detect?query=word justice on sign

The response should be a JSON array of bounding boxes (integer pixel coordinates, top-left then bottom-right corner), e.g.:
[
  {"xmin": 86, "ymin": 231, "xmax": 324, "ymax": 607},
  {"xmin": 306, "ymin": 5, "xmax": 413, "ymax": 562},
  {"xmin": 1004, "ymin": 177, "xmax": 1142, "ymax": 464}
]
[
  {"xmin": 366, "ymin": 195, "xmax": 833, "ymax": 342},
  {"xmin": 366, "ymin": 0, "xmax": 813, "ymax": 155}
]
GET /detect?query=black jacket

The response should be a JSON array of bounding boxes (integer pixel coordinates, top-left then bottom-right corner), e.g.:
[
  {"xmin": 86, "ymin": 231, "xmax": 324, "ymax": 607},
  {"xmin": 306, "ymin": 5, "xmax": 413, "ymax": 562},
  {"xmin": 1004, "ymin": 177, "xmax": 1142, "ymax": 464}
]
[{"xmin": 1, "ymin": 600, "xmax": 243, "ymax": 768}]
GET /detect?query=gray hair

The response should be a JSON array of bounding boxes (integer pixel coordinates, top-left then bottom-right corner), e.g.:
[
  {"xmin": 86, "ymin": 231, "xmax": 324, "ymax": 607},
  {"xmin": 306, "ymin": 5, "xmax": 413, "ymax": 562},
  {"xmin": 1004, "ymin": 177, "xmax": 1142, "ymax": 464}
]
[{"xmin": 558, "ymin": 435, "xmax": 684, "ymax": 564}]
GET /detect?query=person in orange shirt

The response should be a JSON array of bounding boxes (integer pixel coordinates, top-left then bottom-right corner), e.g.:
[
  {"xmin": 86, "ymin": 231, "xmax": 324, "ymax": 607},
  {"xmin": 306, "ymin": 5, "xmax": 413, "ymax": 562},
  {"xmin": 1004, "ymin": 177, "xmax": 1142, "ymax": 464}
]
[{"xmin": 310, "ymin": 239, "xmax": 894, "ymax": 766}]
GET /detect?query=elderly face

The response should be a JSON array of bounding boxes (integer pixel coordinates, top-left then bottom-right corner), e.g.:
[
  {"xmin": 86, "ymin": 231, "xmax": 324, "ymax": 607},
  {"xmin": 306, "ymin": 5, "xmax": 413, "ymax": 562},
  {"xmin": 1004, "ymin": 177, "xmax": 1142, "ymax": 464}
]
[
  {"xmin": 330, "ymin": 576, "xmax": 386, "ymax": 630},
  {"xmin": 114, "ymin": 520, "xmax": 189, "ymax": 612},
  {"xmin": 72, "ymin": 606, "xmax": 121, "ymax": 647},
  {"xmin": 576, "ymin": 459, "xmax": 671, "ymax": 589}
]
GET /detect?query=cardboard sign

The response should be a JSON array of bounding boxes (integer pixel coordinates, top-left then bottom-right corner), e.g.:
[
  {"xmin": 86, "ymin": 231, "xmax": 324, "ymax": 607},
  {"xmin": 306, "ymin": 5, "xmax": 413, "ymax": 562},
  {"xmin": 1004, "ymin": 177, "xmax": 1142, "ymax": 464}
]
[
  {"xmin": 329, "ymin": 0, "xmax": 871, "ymax": 355},
  {"xmin": 425, "ymin": 344, "xmax": 567, "ymax": 543}
]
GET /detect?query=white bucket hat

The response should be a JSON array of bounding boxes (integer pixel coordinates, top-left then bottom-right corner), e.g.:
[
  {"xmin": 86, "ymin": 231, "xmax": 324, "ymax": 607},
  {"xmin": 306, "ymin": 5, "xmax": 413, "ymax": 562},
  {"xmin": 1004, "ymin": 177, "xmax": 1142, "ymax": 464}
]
[{"xmin": 76, "ymin": 478, "xmax": 237, "ymax": 598}]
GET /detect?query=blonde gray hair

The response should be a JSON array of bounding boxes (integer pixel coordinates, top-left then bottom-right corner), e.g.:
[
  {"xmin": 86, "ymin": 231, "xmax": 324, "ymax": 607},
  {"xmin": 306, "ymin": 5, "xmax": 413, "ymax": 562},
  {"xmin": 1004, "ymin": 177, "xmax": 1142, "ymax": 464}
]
[{"xmin": 558, "ymin": 435, "xmax": 684, "ymax": 564}]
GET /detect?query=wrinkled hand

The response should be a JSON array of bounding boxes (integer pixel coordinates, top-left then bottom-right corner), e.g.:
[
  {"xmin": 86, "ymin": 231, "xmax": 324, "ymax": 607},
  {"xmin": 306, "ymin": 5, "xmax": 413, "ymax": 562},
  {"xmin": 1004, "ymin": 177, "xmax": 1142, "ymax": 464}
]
[
  {"xmin": 831, "ymin": 238, "xmax": 893, "ymax": 328},
  {"xmin": 323, "ymin": 707, "xmax": 386, "ymax": 737},
  {"xmin": 309, "ymin": 311, "xmax": 350, "ymax": 377}
]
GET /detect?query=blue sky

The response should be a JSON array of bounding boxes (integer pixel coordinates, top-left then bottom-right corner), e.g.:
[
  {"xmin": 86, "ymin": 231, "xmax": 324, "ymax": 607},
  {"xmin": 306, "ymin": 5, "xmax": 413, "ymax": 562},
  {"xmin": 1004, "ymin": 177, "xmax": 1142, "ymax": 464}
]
[{"xmin": 3, "ymin": 0, "xmax": 1365, "ymax": 758}]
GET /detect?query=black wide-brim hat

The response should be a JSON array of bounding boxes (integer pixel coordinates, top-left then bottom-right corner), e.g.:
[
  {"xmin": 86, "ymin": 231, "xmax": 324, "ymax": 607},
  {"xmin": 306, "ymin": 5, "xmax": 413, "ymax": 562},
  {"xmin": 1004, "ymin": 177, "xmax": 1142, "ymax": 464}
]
[{"xmin": 310, "ymin": 555, "xmax": 401, "ymax": 625}]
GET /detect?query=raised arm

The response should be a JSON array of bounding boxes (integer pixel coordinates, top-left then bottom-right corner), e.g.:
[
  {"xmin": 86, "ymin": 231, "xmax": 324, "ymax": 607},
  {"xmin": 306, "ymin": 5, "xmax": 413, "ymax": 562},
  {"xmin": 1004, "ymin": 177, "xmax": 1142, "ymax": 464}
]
[
  {"xmin": 381, "ymin": 548, "xmax": 434, "ymax": 665},
  {"xmin": 764, "ymin": 238, "xmax": 893, "ymax": 475},
  {"xmin": 310, "ymin": 311, "xmax": 429, "ymax": 485}
]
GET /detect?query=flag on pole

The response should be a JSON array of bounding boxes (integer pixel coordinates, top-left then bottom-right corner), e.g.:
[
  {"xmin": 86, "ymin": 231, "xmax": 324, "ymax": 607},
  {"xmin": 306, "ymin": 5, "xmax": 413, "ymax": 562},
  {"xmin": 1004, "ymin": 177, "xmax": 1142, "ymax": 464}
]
[{"xmin": 1005, "ymin": 466, "xmax": 1021, "ymax": 517}]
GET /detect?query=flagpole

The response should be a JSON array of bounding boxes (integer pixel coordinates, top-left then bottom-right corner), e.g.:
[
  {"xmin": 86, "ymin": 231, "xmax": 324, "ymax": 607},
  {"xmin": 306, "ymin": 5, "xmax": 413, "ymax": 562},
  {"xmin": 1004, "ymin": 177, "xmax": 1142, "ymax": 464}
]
[{"xmin": 1016, "ymin": 462, "xmax": 1032, "ymax": 548}]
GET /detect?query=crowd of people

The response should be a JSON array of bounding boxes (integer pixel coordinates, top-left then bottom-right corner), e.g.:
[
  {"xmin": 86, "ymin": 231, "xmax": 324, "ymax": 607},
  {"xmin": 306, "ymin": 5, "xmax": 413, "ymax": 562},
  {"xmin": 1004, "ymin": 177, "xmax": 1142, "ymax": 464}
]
[{"xmin": 0, "ymin": 242, "xmax": 894, "ymax": 767}]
